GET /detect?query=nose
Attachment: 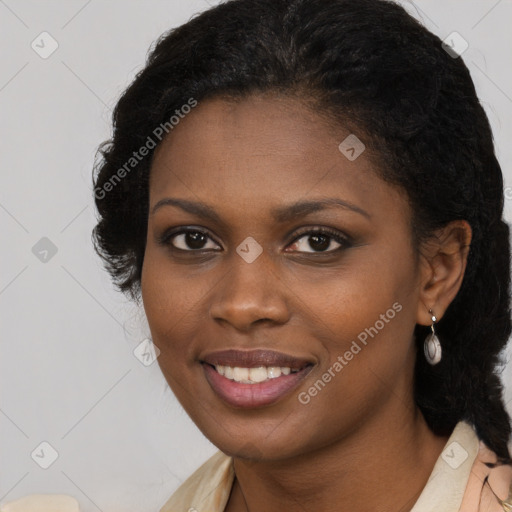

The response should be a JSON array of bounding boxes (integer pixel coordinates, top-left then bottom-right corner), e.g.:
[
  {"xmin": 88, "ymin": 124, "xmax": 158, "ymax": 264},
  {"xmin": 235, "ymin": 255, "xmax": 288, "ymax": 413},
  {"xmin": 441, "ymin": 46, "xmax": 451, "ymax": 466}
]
[{"xmin": 209, "ymin": 252, "xmax": 290, "ymax": 332}]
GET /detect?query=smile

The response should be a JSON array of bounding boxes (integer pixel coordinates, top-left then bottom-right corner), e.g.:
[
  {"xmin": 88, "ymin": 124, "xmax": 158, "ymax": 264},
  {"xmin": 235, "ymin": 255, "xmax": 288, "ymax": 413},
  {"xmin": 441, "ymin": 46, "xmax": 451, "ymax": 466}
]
[
  {"xmin": 200, "ymin": 349, "xmax": 315, "ymax": 408},
  {"xmin": 214, "ymin": 365, "xmax": 297, "ymax": 383}
]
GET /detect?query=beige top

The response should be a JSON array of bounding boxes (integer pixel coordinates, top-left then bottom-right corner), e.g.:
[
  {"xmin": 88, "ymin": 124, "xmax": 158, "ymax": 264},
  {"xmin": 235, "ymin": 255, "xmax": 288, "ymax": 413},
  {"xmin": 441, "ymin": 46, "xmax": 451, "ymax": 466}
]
[
  {"xmin": 2, "ymin": 422, "xmax": 511, "ymax": 511},
  {"xmin": 0, "ymin": 494, "xmax": 80, "ymax": 512},
  {"xmin": 160, "ymin": 421, "xmax": 512, "ymax": 512}
]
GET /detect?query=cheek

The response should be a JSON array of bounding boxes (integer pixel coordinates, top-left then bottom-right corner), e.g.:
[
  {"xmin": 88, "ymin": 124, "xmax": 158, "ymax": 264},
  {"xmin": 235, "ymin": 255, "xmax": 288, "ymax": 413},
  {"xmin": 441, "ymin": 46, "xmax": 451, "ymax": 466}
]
[
  {"xmin": 141, "ymin": 252, "xmax": 209, "ymax": 407},
  {"xmin": 140, "ymin": 250, "xmax": 202, "ymax": 355},
  {"xmin": 289, "ymin": 258, "xmax": 418, "ymax": 444},
  {"xmin": 302, "ymin": 247, "xmax": 418, "ymax": 369}
]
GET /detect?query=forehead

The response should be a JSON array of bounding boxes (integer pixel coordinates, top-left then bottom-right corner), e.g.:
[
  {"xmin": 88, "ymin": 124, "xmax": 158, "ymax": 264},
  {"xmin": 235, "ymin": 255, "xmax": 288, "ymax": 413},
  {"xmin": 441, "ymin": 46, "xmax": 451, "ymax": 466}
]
[{"xmin": 148, "ymin": 94, "xmax": 408, "ymax": 223}]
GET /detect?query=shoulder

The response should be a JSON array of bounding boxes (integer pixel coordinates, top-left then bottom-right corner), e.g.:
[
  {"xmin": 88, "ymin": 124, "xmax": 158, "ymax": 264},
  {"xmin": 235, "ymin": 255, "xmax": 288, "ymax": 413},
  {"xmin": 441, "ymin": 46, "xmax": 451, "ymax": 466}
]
[
  {"xmin": 461, "ymin": 439, "xmax": 512, "ymax": 512},
  {"xmin": 410, "ymin": 421, "xmax": 512, "ymax": 512},
  {"xmin": 0, "ymin": 494, "xmax": 80, "ymax": 511},
  {"xmin": 159, "ymin": 450, "xmax": 235, "ymax": 512}
]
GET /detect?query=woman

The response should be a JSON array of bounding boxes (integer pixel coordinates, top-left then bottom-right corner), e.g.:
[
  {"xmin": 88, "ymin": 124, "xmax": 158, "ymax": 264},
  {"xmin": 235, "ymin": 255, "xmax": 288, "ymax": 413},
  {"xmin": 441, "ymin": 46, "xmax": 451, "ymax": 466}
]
[{"xmin": 90, "ymin": 0, "xmax": 512, "ymax": 510}]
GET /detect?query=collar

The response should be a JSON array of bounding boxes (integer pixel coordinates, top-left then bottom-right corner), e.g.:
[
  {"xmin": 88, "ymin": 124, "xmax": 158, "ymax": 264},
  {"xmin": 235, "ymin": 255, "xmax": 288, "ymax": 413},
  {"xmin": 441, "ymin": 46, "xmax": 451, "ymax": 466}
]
[{"xmin": 160, "ymin": 420, "xmax": 481, "ymax": 512}]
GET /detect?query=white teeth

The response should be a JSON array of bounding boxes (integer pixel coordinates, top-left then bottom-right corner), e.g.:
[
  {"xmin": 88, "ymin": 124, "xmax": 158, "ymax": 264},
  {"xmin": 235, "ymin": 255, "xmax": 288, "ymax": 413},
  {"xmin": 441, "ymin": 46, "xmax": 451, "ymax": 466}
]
[
  {"xmin": 249, "ymin": 367, "xmax": 268, "ymax": 383},
  {"xmin": 214, "ymin": 365, "xmax": 296, "ymax": 383},
  {"xmin": 233, "ymin": 367, "xmax": 249, "ymax": 382},
  {"xmin": 267, "ymin": 367, "xmax": 281, "ymax": 378}
]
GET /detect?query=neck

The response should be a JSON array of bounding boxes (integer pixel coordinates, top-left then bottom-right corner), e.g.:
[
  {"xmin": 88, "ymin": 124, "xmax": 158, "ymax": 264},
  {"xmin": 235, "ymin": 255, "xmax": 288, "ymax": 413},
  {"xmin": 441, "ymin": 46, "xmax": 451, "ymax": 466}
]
[{"xmin": 226, "ymin": 406, "xmax": 449, "ymax": 512}]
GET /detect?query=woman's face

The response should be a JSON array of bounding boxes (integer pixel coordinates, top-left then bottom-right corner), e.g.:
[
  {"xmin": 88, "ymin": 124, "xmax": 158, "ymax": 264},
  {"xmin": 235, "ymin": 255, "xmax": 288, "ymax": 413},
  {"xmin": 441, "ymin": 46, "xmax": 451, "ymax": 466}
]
[{"xmin": 141, "ymin": 93, "xmax": 425, "ymax": 460}]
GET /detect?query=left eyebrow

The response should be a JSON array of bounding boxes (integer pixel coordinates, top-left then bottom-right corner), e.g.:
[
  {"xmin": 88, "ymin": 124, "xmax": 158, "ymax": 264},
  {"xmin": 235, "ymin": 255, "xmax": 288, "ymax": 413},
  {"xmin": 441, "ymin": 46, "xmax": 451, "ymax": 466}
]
[
  {"xmin": 271, "ymin": 198, "xmax": 371, "ymax": 222},
  {"xmin": 149, "ymin": 197, "xmax": 371, "ymax": 222}
]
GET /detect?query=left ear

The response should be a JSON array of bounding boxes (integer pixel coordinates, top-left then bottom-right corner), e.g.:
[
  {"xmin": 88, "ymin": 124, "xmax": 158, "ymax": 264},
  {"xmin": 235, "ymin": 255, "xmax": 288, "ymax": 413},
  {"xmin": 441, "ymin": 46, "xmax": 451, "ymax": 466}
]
[{"xmin": 416, "ymin": 220, "xmax": 472, "ymax": 326}]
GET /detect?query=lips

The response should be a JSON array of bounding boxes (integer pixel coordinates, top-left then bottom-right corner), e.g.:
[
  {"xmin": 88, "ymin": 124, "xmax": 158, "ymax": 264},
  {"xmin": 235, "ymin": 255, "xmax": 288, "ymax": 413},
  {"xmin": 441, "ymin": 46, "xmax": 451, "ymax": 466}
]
[
  {"xmin": 200, "ymin": 349, "xmax": 315, "ymax": 408},
  {"xmin": 201, "ymin": 349, "xmax": 312, "ymax": 370}
]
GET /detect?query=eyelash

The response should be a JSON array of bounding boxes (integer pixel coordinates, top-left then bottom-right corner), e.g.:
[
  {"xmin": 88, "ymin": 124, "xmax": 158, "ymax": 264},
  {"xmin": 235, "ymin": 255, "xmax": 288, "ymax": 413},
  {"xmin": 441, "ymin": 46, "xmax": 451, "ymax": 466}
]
[{"xmin": 156, "ymin": 226, "xmax": 353, "ymax": 255}]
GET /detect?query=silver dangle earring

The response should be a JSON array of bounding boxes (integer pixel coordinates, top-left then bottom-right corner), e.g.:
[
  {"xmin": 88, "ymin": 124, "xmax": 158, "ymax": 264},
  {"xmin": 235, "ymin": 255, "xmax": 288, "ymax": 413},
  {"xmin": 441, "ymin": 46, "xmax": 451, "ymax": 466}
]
[{"xmin": 424, "ymin": 309, "xmax": 442, "ymax": 365}]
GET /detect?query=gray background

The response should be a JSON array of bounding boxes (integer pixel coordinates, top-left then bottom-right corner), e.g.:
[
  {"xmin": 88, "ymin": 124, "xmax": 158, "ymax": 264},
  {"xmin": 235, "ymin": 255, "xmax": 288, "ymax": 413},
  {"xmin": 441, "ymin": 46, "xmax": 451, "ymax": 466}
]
[{"xmin": 1, "ymin": 1, "xmax": 511, "ymax": 511}]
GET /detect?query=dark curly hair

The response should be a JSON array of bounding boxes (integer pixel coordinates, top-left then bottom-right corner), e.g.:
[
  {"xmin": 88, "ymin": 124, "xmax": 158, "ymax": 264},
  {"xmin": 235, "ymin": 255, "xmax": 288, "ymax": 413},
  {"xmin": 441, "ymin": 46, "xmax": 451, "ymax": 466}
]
[{"xmin": 91, "ymin": 0, "xmax": 512, "ymax": 462}]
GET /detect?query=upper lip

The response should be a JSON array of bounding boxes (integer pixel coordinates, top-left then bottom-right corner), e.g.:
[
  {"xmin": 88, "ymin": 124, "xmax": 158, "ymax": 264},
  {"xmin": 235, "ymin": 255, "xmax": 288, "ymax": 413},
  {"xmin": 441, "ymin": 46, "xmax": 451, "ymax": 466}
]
[{"xmin": 201, "ymin": 349, "xmax": 314, "ymax": 370}]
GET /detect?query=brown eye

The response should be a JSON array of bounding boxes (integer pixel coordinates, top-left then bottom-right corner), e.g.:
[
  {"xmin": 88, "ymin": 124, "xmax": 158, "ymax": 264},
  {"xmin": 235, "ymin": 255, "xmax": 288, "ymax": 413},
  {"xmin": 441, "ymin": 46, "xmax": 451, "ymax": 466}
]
[
  {"xmin": 158, "ymin": 228, "xmax": 221, "ymax": 251},
  {"xmin": 286, "ymin": 228, "xmax": 352, "ymax": 253}
]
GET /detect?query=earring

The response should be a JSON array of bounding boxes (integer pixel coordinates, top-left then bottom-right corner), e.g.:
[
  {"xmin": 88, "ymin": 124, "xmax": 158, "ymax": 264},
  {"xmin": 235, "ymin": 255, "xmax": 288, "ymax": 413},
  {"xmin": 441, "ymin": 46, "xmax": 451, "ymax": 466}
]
[{"xmin": 424, "ymin": 309, "xmax": 442, "ymax": 365}]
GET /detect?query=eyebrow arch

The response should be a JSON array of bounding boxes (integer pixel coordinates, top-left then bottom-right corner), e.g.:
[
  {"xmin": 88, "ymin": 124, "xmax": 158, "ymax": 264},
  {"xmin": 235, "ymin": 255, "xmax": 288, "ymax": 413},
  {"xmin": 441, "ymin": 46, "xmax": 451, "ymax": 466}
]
[{"xmin": 150, "ymin": 197, "xmax": 371, "ymax": 222}]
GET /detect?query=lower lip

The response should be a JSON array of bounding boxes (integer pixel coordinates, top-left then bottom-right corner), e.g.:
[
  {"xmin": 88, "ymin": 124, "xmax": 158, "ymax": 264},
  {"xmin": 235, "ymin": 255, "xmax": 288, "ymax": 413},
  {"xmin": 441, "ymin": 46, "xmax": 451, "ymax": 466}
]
[{"xmin": 202, "ymin": 364, "xmax": 313, "ymax": 408}]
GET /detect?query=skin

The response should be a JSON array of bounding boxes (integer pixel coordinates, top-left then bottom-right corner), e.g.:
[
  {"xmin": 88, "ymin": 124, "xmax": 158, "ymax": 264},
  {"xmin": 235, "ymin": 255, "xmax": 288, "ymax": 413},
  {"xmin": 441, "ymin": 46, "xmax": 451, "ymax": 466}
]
[{"xmin": 141, "ymin": 92, "xmax": 472, "ymax": 512}]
